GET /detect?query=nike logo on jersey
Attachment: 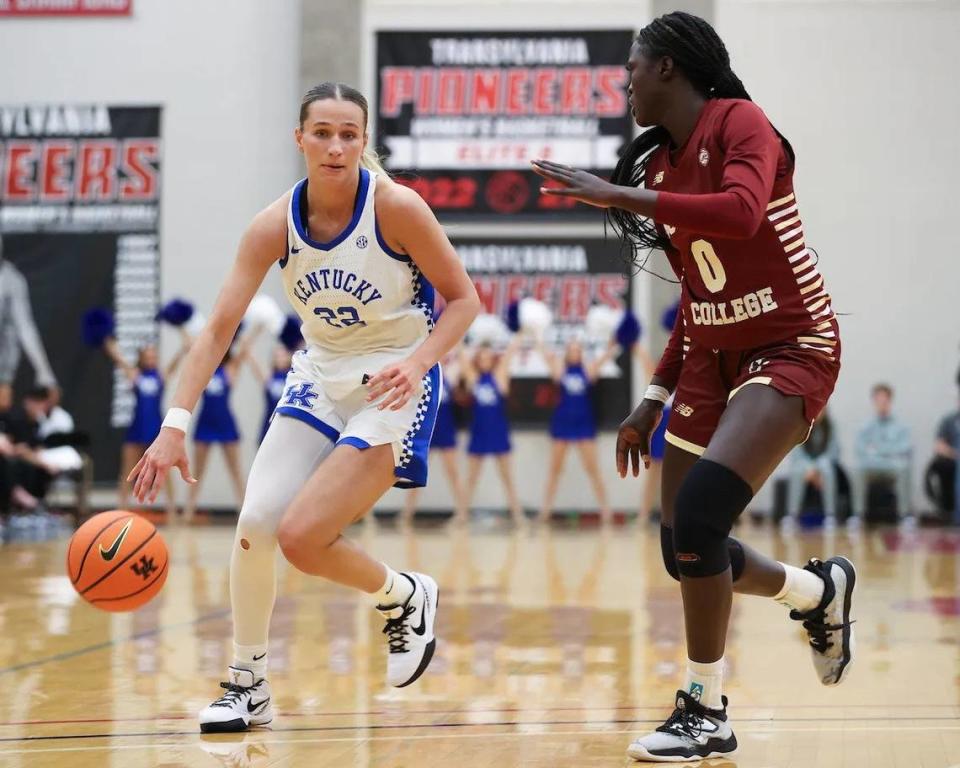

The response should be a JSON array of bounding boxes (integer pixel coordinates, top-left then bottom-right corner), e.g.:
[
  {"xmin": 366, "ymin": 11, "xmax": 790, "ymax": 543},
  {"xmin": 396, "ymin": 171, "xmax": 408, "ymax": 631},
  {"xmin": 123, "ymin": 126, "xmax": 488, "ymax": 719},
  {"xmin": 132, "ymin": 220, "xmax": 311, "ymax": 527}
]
[
  {"xmin": 99, "ymin": 519, "xmax": 132, "ymax": 561},
  {"xmin": 290, "ymin": 246, "xmax": 301, "ymax": 254},
  {"xmin": 292, "ymin": 268, "xmax": 383, "ymax": 308}
]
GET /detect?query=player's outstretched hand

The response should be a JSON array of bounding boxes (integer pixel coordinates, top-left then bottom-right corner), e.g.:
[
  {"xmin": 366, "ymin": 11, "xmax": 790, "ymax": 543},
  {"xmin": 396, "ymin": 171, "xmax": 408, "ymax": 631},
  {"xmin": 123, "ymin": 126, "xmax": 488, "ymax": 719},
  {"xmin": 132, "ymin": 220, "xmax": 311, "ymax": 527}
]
[
  {"xmin": 128, "ymin": 428, "xmax": 196, "ymax": 503},
  {"xmin": 366, "ymin": 358, "xmax": 429, "ymax": 412},
  {"xmin": 615, "ymin": 400, "xmax": 663, "ymax": 478},
  {"xmin": 530, "ymin": 159, "xmax": 617, "ymax": 208}
]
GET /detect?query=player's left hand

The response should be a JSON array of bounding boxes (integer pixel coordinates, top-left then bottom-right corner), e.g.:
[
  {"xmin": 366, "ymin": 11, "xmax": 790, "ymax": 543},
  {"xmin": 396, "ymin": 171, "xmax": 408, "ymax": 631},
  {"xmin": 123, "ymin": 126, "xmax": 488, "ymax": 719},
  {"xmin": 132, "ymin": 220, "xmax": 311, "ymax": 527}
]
[
  {"xmin": 530, "ymin": 159, "xmax": 617, "ymax": 208},
  {"xmin": 365, "ymin": 358, "xmax": 428, "ymax": 411}
]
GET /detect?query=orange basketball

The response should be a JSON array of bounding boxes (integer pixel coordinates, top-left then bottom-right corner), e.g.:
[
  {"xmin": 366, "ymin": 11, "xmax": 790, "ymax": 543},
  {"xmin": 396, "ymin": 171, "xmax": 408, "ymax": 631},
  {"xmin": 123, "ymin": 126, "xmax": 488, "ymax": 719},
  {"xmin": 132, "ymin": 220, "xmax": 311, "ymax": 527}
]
[{"xmin": 66, "ymin": 510, "xmax": 169, "ymax": 612}]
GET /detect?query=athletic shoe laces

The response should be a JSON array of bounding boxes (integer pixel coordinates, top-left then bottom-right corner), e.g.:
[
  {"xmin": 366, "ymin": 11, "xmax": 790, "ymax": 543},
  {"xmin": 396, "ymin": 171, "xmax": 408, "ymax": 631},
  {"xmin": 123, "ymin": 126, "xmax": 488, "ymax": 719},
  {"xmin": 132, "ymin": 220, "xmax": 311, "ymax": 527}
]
[
  {"xmin": 382, "ymin": 604, "xmax": 416, "ymax": 654},
  {"xmin": 656, "ymin": 692, "xmax": 710, "ymax": 739},
  {"xmin": 790, "ymin": 607, "xmax": 852, "ymax": 654},
  {"xmin": 211, "ymin": 681, "xmax": 253, "ymax": 708}
]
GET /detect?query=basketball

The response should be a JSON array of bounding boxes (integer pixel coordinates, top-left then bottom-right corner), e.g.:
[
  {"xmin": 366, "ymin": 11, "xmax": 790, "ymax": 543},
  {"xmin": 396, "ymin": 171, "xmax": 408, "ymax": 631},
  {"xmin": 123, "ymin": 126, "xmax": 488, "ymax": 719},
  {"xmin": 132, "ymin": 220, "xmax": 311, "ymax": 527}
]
[{"xmin": 66, "ymin": 510, "xmax": 169, "ymax": 612}]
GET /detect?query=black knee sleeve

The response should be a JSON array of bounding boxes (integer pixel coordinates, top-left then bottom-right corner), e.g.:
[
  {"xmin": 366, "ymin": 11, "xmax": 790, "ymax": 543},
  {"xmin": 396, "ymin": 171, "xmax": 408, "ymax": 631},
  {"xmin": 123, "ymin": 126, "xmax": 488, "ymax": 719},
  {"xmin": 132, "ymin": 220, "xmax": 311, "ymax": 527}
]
[
  {"xmin": 728, "ymin": 538, "xmax": 746, "ymax": 582},
  {"xmin": 673, "ymin": 459, "xmax": 753, "ymax": 578},
  {"xmin": 660, "ymin": 525, "xmax": 680, "ymax": 581}
]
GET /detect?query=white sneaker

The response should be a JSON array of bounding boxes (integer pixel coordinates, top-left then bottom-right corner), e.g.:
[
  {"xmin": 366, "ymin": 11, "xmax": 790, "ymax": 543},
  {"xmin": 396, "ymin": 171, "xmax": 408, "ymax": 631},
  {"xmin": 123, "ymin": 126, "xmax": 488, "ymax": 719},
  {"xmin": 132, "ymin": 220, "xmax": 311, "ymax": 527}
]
[
  {"xmin": 378, "ymin": 571, "xmax": 438, "ymax": 687},
  {"xmin": 198, "ymin": 666, "xmax": 272, "ymax": 733},
  {"xmin": 627, "ymin": 690, "xmax": 737, "ymax": 762},
  {"xmin": 789, "ymin": 556, "xmax": 857, "ymax": 685}
]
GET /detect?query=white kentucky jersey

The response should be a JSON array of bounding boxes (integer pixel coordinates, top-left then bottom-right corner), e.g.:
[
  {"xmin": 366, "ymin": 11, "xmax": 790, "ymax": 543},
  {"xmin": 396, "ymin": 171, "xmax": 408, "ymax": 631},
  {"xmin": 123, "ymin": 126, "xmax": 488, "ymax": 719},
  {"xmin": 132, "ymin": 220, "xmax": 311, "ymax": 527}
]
[{"xmin": 281, "ymin": 168, "xmax": 435, "ymax": 391}]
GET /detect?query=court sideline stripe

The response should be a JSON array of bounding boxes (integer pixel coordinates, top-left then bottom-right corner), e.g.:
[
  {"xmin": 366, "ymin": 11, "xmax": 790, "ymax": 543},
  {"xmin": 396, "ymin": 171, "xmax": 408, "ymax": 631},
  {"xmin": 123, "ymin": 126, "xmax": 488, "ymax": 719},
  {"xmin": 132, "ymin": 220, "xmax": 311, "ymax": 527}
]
[
  {"xmin": 3, "ymin": 724, "xmax": 960, "ymax": 756},
  {"xmin": 2, "ymin": 714, "xmax": 960, "ymax": 744}
]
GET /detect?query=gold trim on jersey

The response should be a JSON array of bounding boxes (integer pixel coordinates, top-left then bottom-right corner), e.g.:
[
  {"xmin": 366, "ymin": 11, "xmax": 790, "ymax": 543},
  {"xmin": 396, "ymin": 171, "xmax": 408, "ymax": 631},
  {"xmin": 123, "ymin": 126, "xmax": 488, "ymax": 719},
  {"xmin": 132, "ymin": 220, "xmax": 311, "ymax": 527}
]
[
  {"xmin": 664, "ymin": 431, "xmax": 706, "ymax": 456},
  {"xmin": 727, "ymin": 376, "xmax": 773, "ymax": 402},
  {"xmin": 767, "ymin": 193, "xmax": 795, "ymax": 210}
]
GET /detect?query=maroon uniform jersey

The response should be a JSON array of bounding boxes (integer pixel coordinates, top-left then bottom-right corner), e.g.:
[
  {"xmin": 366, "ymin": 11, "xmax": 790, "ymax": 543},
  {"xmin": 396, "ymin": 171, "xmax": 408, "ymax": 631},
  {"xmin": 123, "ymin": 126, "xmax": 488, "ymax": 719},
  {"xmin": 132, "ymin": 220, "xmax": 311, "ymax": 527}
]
[{"xmin": 645, "ymin": 99, "xmax": 835, "ymax": 356}]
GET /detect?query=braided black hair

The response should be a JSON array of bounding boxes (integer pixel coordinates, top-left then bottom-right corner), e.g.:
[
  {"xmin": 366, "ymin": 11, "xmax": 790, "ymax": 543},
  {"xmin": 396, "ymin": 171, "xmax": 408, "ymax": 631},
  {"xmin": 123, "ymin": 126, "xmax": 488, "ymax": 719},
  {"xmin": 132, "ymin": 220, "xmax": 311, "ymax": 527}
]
[{"xmin": 606, "ymin": 11, "xmax": 793, "ymax": 266}]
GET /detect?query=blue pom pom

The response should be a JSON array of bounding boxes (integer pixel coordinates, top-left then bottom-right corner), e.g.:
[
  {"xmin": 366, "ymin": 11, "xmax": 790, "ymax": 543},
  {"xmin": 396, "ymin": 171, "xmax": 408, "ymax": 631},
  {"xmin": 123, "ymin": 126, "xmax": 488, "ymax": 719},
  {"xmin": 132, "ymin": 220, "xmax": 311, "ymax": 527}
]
[
  {"xmin": 81, "ymin": 307, "xmax": 114, "ymax": 347},
  {"xmin": 155, "ymin": 298, "xmax": 195, "ymax": 326},
  {"xmin": 506, "ymin": 300, "xmax": 521, "ymax": 333},
  {"xmin": 615, "ymin": 310, "xmax": 642, "ymax": 347},
  {"xmin": 661, "ymin": 301, "xmax": 680, "ymax": 332},
  {"xmin": 279, "ymin": 315, "xmax": 303, "ymax": 351}
]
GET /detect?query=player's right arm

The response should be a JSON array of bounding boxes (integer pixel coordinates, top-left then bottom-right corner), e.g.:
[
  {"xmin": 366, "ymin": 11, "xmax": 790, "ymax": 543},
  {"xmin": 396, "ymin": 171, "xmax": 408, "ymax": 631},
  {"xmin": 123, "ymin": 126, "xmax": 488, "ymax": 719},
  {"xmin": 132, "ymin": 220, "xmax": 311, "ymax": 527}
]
[{"xmin": 129, "ymin": 195, "xmax": 289, "ymax": 503}]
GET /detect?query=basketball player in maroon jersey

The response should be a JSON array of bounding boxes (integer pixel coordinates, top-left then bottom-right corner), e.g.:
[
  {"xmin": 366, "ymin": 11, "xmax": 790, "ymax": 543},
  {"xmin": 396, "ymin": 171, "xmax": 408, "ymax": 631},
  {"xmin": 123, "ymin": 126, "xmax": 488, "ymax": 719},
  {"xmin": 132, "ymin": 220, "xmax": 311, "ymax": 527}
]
[{"xmin": 532, "ymin": 12, "xmax": 855, "ymax": 763}]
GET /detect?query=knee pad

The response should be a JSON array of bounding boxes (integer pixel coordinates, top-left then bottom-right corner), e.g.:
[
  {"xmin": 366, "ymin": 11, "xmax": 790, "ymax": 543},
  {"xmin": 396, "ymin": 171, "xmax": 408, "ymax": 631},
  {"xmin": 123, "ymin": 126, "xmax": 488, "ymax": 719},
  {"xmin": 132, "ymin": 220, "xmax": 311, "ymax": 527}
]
[
  {"xmin": 728, "ymin": 538, "xmax": 746, "ymax": 582},
  {"xmin": 662, "ymin": 524, "xmax": 746, "ymax": 582},
  {"xmin": 673, "ymin": 459, "xmax": 753, "ymax": 578},
  {"xmin": 660, "ymin": 525, "xmax": 680, "ymax": 581}
]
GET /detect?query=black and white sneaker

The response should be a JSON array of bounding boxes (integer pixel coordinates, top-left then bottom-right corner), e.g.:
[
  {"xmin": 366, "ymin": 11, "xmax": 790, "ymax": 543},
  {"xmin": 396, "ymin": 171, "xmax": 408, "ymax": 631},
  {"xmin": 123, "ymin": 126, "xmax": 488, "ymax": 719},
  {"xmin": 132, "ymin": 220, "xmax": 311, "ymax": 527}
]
[
  {"xmin": 627, "ymin": 690, "xmax": 737, "ymax": 762},
  {"xmin": 789, "ymin": 556, "xmax": 857, "ymax": 685},
  {"xmin": 377, "ymin": 571, "xmax": 438, "ymax": 687},
  {"xmin": 198, "ymin": 666, "xmax": 272, "ymax": 733}
]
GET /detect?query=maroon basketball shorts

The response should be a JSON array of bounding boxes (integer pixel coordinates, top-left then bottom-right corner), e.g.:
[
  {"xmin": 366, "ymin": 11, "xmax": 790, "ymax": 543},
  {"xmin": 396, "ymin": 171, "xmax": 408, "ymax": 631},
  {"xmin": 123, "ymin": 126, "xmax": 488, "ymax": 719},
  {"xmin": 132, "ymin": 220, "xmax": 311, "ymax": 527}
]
[{"xmin": 665, "ymin": 323, "xmax": 841, "ymax": 456}]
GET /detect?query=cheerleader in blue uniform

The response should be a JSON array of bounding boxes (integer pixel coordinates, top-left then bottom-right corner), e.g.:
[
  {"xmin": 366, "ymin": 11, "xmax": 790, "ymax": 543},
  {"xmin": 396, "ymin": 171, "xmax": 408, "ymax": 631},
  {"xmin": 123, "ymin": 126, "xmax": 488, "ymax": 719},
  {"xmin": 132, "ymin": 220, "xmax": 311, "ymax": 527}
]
[
  {"xmin": 184, "ymin": 347, "xmax": 246, "ymax": 522},
  {"xmin": 104, "ymin": 332, "xmax": 189, "ymax": 515},
  {"xmin": 537, "ymin": 337, "xmax": 620, "ymax": 523},
  {"xmin": 400, "ymin": 347, "xmax": 467, "ymax": 523},
  {"xmin": 462, "ymin": 336, "xmax": 523, "ymax": 523},
  {"xmin": 247, "ymin": 344, "xmax": 294, "ymax": 443}
]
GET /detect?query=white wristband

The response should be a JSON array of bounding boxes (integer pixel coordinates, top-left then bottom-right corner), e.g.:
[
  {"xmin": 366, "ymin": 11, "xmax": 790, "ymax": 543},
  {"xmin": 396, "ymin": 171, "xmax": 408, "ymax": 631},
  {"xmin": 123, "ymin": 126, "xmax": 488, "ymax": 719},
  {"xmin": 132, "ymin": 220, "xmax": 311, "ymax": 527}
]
[
  {"xmin": 643, "ymin": 385, "xmax": 670, "ymax": 405},
  {"xmin": 162, "ymin": 407, "xmax": 191, "ymax": 434}
]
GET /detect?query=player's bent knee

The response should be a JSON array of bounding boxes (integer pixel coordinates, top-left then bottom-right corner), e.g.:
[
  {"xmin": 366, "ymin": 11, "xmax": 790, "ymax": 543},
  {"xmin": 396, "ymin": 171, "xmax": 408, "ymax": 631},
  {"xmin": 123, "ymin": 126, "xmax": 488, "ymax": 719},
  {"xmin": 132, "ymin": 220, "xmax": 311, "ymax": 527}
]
[
  {"xmin": 673, "ymin": 459, "xmax": 753, "ymax": 578},
  {"xmin": 235, "ymin": 498, "xmax": 284, "ymax": 552},
  {"xmin": 660, "ymin": 525, "xmax": 680, "ymax": 581}
]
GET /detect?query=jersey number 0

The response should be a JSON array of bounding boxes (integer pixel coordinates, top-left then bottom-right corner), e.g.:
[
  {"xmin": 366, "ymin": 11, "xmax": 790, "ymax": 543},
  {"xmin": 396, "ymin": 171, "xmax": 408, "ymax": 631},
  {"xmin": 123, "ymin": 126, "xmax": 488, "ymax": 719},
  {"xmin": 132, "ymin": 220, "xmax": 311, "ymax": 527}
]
[{"xmin": 691, "ymin": 239, "xmax": 727, "ymax": 293}]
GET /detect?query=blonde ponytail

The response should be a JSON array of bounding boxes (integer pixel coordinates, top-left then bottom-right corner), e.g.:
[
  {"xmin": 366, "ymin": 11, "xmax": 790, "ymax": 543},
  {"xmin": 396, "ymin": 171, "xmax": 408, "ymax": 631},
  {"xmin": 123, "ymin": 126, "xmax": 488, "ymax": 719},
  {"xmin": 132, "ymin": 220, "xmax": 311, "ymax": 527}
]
[{"xmin": 361, "ymin": 145, "xmax": 391, "ymax": 180}]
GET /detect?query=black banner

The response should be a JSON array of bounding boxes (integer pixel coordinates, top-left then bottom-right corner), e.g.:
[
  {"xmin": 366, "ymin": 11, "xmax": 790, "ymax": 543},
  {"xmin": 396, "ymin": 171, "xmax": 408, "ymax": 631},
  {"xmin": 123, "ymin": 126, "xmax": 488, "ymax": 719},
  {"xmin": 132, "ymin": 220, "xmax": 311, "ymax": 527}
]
[
  {"xmin": 454, "ymin": 236, "xmax": 632, "ymax": 428},
  {"xmin": 0, "ymin": 104, "xmax": 162, "ymax": 482},
  {"xmin": 376, "ymin": 30, "xmax": 634, "ymax": 220}
]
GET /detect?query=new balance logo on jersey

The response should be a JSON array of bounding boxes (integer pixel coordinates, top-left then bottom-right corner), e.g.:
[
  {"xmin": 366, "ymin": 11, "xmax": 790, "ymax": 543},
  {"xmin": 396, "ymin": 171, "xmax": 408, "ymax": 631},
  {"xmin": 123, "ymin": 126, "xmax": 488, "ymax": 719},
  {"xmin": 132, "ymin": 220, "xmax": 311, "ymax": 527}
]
[
  {"xmin": 284, "ymin": 383, "xmax": 318, "ymax": 408},
  {"xmin": 652, "ymin": 170, "xmax": 665, "ymax": 186},
  {"xmin": 698, "ymin": 148, "xmax": 710, "ymax": 166},
  {"xmin": 675, "ymin": 403, "xmax": 695, "ymax": 417},
  {"xmin": 291, "ymin": 268, "xmax": 383, "ymax": 308}
]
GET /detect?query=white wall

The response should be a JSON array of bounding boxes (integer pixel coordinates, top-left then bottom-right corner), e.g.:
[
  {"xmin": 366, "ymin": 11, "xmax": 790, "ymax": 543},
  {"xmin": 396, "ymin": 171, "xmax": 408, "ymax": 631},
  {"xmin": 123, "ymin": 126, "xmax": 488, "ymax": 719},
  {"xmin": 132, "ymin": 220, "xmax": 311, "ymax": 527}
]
[
  {"xmin": 716, "ymin": 0, "xmax": 960, "ymax": 506},
  {"xmin": 0, "ymin": 0, "xmax": 302, "ymax": 508}
]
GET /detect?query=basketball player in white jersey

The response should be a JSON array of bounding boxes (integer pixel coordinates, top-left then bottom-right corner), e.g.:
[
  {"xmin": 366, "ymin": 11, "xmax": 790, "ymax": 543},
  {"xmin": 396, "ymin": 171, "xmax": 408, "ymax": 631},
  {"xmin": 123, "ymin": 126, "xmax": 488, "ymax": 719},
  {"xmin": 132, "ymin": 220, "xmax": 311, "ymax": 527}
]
[{"xmin": 128, "ymin": 82, "xmax": 481, "ymax": 733}]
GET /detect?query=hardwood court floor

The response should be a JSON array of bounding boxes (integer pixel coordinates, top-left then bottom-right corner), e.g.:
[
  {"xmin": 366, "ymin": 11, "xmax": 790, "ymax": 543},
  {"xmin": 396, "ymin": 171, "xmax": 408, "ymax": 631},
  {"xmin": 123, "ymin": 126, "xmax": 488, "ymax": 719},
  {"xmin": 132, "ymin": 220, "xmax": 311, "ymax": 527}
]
[{"xmin": 1, "ymin": 517, "xmax": 959, "ymax": 767}]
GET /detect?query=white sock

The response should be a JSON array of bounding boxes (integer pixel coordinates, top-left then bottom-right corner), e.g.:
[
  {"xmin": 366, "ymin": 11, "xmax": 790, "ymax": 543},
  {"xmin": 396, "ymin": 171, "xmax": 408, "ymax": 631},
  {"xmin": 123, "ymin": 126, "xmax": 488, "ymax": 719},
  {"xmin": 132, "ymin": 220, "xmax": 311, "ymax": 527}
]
[
  {"xmin": 373, "ymin": 565, "xmax": 413, "ymax": 608},
  {"xmin": 233, "ymin": 643, "xmax": 268, "ymax": 681},
  {"xmin": 775, "ymin": 562, "xmax": 825, "ymax": 613},
  {"xmin": 685, "ymin": 658, "xmax": 724, "ymax": 710}
]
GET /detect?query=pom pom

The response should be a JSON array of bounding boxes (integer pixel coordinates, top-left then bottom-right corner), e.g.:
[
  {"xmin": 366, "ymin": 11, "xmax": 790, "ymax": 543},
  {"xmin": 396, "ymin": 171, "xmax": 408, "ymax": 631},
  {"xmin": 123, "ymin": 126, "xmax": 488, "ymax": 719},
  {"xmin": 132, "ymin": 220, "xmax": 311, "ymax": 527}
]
[
  {"xmin": 615, "ymin": 309, "xmax": 642, "ymax": 347},
  {"xmin": 506, "ymin": 300, "xmax": 521, "ymax": 333},
  {"xmin": 468, "ymin": 313, "xmax": 508, "ymax": 345},
  {"xmin": 585, "ymin": 303, "xmax": 620, "ymax": 340},
  {"xmin": 279, "ymin": 315, "xmax": 304, "ymax": 351},
  {"xmin": 155, "ymin": 298, "xmax": 194, "ymax": 326},
  {"xmin": 244, "ymin": 294, "xmax": 286, "ymax": 336},
  {"xmin": 184, "ymin": 310, "xmax": 206, "ymax": 337},
  {"xmin": 661, "ymin": 301, "xmax": 680, "ymax": 332},
  {"xmin": 518, "ymin": 297, "xmax": 552, "ymax": 333},
  {"xmin": 81, "ymin": 307, "xmax": 114, "ymax": 347}
]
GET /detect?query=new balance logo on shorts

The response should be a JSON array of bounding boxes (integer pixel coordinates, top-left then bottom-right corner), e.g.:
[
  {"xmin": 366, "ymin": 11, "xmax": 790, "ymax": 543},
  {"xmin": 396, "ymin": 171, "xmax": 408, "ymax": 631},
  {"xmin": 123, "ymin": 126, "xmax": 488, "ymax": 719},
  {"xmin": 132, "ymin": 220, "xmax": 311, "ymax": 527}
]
[{"xmin": 675, "ymin": 403, "xmax": 695, "ymax": 417}]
